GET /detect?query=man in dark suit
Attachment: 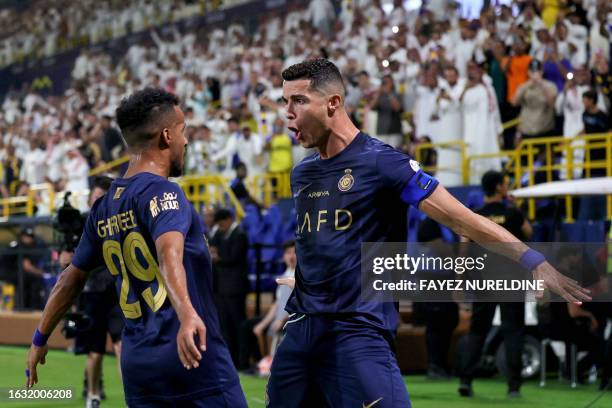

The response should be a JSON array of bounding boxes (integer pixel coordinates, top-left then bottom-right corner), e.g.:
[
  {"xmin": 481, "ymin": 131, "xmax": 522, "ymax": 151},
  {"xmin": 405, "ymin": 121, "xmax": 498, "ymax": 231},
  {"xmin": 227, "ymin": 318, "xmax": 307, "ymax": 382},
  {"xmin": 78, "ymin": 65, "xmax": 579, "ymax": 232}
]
[{"xmin": 210, "ymin": 208, "xmax": 250, "ymax": 366}]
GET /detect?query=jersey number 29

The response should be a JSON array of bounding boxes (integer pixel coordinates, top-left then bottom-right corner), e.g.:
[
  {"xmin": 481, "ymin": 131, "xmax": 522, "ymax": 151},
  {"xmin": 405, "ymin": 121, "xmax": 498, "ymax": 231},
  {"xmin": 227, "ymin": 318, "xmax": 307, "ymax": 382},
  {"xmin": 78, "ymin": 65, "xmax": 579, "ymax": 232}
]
[{"xmin": 102, "ymin": 231, "xmax": 167, "ymax": 319}]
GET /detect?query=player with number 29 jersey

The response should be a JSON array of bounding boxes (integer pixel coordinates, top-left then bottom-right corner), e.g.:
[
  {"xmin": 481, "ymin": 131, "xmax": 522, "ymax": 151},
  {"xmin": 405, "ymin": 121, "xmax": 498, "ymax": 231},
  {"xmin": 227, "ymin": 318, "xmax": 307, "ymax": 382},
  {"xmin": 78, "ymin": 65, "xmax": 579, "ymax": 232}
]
[{"xmin": 72, "ymin": 172, "xmax": 240, "ymax": 406}]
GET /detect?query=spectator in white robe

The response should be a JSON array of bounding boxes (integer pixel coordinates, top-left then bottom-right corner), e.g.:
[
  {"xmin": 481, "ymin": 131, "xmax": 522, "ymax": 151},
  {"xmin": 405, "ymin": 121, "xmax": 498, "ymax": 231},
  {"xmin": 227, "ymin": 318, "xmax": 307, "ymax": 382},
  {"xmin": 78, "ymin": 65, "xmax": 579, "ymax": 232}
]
[
  {"xmin": 434, "ymin": 66, "xmax": 465, "ymax": 186},
  {"xmin": 461, "ymin": 61, "xmax": 502, "ymax": 185},
  {"xmin": 414, "ymin": 67, "xmax": 442, "ymax": 139}
]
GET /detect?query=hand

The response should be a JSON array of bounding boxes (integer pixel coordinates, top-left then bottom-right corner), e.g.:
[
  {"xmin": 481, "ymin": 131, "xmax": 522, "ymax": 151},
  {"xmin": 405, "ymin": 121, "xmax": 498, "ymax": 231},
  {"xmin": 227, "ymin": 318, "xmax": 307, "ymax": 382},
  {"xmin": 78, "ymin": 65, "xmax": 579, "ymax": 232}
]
[
  {"xmin": 25, "ymin": 344, "xmax": 48, "ymax": 388},
  {"xmin": 276, "ymin": 277, "xmax": 295, "ymax": 289},
  {"xmin": 176, "ymin": 311, "xmax": 206, "ymax": 370},
  {"xmin": 533, "ymin": 262, "xmax": 591, "ymax": 304},
  {"xmin": 253, "ymin": 322, "xmax": 265, "ymax": 336},
  {"xmin": 209, "ymin": 246, "xmax": 219, "ymax": 262},
  {"xmin": 58, "ymin": 250, "xmax": 73, "ymax": 269}
]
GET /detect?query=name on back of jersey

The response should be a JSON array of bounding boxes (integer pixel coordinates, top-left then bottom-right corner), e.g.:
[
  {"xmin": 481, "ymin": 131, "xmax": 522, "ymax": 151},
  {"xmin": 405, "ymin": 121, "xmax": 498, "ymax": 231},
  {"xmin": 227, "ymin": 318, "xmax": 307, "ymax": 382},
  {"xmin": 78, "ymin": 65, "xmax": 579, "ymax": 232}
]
[{"xmin": 97, "ymin": 210, "xmax": 138, "ymax": 238}]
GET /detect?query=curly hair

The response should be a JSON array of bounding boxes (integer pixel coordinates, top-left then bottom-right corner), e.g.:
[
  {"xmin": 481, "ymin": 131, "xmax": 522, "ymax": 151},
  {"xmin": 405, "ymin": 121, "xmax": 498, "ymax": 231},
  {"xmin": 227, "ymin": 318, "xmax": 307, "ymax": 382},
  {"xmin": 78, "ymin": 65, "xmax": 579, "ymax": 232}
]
[
  {"xmin": 115, "ymin": 87, "xmax": 179, "ymax": 148},
  {"xmin": 281, "ymin": 58, "xmax": 346, "ymax": 97}
]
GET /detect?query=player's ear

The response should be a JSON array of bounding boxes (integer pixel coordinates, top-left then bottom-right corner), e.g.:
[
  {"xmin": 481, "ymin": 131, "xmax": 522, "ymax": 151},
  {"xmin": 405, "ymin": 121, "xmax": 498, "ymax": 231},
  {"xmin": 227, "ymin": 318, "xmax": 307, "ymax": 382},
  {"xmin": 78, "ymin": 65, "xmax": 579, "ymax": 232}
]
[
  {"xmin": 327, "ymin": 94, "xmax": 342, "ymax": 117},
  {"xmin": 160, "ymin": 127, "xmax": 171, "ymax": 148}
]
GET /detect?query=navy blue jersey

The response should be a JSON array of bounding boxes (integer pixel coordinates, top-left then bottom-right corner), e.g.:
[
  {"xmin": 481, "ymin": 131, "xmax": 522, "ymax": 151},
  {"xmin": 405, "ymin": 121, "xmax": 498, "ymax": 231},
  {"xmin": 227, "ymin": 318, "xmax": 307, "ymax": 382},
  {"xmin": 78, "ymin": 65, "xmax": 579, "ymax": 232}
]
[
  {"xmin": 287, "ymin": 133, "xmax": 439, "ymax": 332},
  {"xmin": 72, "ymin": 172, "xmax": 238, "ymax": 404}
]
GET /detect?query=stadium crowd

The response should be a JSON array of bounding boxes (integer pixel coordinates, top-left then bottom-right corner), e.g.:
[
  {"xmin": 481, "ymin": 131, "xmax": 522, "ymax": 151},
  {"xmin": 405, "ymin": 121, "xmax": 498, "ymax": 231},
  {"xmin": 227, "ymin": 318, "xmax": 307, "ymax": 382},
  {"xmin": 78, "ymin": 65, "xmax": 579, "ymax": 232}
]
[
  {"xmin": 0, "ymin": 0, "xmax": 611, "ymax": 203},
  {"xmin": 0, "ymin": 0, "xmax": 216, "ymax": 67}
]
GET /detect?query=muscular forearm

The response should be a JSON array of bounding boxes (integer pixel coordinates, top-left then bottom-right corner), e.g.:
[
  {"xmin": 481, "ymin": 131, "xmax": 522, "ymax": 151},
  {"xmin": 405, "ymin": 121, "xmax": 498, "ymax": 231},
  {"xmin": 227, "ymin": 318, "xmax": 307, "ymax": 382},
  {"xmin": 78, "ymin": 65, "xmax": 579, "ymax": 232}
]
[
  {"xmin": 158, "ymin": 244, "xmax": 196, "ymax": 322},
  {"xmin": 38, "ymin": 265, "xmax": 88, "ymax": 335},
  {"xmin": 457, "ymin": 211, "xmax": 530, "ymax": 261}
]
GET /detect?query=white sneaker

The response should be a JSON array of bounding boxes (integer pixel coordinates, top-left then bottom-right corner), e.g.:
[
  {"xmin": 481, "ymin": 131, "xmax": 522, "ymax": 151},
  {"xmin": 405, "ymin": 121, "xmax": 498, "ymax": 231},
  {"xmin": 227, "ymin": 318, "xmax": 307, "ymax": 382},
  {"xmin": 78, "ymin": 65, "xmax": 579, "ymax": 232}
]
[{"xmin": 86, "ymin": 395, "xmax": 101, "ymax": 408}]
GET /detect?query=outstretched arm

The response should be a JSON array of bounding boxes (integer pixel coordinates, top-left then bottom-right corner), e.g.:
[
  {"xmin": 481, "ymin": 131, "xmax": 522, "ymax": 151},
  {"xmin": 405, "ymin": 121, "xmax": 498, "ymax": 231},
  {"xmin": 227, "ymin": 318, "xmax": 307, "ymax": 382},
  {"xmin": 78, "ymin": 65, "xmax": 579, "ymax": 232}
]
[
  {"xmin": 155, "ymin": 231, "xmax": 207, "ymax": 370},
  {"xmin": 26, "ymin": 265, "xmax": 90, "ymax": 388},
  {"xmin": 419, "ymin": 185, "xmax": 591, "ymax": 303}
]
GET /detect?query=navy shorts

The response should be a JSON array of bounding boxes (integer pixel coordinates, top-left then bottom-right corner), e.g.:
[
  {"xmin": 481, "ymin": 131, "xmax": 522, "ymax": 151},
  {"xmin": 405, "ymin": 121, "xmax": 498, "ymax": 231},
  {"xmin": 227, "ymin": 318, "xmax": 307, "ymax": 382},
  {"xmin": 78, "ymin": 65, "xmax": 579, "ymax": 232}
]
[
  {"xmin": 266, "ymin": 314, "xmax": 411, "ymax": 408},
  {"xmin": 127, "ymin": 382, "xmax": 247, "ymax": 408}
]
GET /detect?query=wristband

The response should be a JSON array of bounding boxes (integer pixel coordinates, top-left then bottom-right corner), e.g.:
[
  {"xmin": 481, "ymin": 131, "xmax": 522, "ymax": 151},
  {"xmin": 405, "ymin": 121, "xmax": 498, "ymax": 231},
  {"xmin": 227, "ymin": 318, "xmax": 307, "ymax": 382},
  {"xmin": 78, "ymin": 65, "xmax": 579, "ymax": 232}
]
[
  {"xmin": 520, "ymin": 249, "xmax": 546, "ymax": 271},
  {"xmin": 32, "ymin": 329, "xmax": 49, "ymax": 347}
]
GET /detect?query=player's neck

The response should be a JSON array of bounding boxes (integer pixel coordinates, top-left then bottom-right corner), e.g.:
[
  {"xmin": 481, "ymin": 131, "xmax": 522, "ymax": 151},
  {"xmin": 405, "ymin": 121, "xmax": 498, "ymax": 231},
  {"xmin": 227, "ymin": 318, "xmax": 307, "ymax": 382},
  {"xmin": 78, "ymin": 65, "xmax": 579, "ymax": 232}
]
[
  {"xmin": 123, "ymin": 151, "xmax": 170, "ymax": 179},
  {"xmin": 318, "ymin": 117, "xmax": 360, "ymax": 159}
]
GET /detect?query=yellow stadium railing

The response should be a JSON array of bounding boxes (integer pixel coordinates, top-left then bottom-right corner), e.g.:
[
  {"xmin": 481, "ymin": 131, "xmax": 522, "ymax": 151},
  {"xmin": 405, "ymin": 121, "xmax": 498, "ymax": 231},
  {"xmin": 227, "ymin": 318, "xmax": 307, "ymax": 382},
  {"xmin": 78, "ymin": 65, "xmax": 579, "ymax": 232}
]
[
  {"xmin": 502, "ymin": 117, "xmax": 521, "ymax": 131},
  {"xmin": 465, "ymin": 133, "xmax": 612, "ymax": 221},
  {"xmin": 245, "ymin": 172, "xmax": 292, "ymax": 208},
  {"xmin": 415, "ymin": 132, "xmax": 611, "ymax": 221},
  {"xmin": 0, "ymin": 183, "xmax": 55, "ymax": 218},
  {"xmin": 505, "ymin": 133, "xmax": 609, "ymax": 221},
  {"xmin": 415, "ymin": 140, "xmax": 468, "ymax": 184},
  {"xmin": 178, "ymin": 175, "xmax": 245, "ymax": 220},
  {"xmin": 0, "ymin": 175, "xmax": 249, "ymax": 221},
  {"xmin": 89, "ymin": 156, "xmax": 130, "ymax": 176},
  {"xmin": 4, "ymin": 130, "xmax": 609, "ymax": 222}
]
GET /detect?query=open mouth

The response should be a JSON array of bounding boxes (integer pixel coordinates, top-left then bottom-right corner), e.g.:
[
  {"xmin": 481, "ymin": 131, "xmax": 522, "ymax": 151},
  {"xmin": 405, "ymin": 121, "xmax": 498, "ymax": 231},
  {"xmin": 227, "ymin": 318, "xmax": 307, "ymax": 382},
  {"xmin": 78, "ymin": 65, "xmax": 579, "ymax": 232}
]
[{"xmin": 288, "ymin": 126, "xmax": 301, "ymax": 141}]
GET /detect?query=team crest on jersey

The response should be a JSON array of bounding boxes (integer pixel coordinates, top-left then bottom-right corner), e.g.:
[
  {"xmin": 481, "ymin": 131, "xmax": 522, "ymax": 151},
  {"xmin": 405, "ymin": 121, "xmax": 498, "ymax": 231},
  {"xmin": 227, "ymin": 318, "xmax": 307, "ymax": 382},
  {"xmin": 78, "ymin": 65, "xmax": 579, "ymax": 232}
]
[
  {"xmin": 150, "ymin": 196, "xmax": 160, "ymax": 218},
  {"xmin": 113, "ymin": 187, "xmax": 124, "ymax": 200},
  {"xmin": 409, "ymin": 159, "xmax": 420, "ymax": 172},
  {"xmin": 338, "ymin": 169, "xmax": 354, "ymax": 192}
]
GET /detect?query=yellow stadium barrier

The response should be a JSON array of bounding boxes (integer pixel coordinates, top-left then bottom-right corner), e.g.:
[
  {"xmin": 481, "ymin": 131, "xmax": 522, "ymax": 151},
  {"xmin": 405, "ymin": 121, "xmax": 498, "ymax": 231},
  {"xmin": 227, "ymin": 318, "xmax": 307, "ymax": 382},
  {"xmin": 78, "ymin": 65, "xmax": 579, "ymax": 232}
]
[
  {"xmin": 415, "ymin": 132, "xmax": 611, "ymax": 222},
  {"xmin": 4, "ymin": 129, "xmax": 609, "ymax": 222},
  {"xmin": 502, "ymin": 117, "xmax": 521, "ymax": 130},
  {"xmin": 88, "ymin": 156, "xmax": 130, "ymax": 176},
  {"xmin": 246, "ymin": 172, "xmax": 292, "ymax": 208},
  {"xmin": 466, "ymin": 132, "xmax": 612, "ymax": 221},
  {"xmin": 414, "ymin": 139, "xmax": 468, "ymax": 184},
  {"xmin": 178, "ymin": 175, "xmax": 245, "ymax": 220},
  {"xmin": 0, "ymin": 196, "xmax": 29, "ymax": 218}
]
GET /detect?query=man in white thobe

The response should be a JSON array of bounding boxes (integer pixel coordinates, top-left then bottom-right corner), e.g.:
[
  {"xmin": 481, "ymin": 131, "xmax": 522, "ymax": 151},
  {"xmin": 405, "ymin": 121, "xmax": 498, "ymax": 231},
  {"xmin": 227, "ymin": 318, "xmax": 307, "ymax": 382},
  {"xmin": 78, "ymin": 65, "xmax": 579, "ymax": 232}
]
[
  {"xmin": 434, "ymin": 66, "xmax": 465, "ymax": 186},
  {"xmin": 461, "ymin": 62, "xmax": 502, "ymax": 185}
]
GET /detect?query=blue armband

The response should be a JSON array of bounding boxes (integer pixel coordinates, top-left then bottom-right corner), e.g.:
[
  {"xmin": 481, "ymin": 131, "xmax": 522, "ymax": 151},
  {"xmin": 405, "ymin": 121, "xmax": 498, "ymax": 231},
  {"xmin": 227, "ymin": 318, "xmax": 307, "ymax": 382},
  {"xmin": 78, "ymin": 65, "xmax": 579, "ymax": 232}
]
[
  {"xmin": 32, "ymin": 329, "xmax": 49, "ymax": 347},
  {"xmin": 519, "ymin": 249, "xmax": 546, "ymax": 271}
]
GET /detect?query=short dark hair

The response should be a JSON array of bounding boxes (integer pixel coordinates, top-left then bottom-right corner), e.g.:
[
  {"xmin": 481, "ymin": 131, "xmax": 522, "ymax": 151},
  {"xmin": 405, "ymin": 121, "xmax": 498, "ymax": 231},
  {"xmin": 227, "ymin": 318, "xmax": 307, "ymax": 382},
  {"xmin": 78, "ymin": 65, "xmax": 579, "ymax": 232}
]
[
  {"xmin": 213, "ymin": 208, "xmax": 233, "ymax": 222},
  {"xmin": 283, "ymin": 239, "xmax": 295, "ymax": 250},
  {"xmin": 481, "ymin": 170, "xmax": 505, "ymax": 197},
  {"xmin": 582, "ymin": 89, "xmax": 598, "ymax": 104},
  {"xmin": 115, "ymin": 87, "xmax": 179, "ymax": 148},
  {"xmin": 444, "ymin": 65, "xmax": 459, "ymax": 75},
  {"xmin": 281, "ymin": 58, "xmax": 346, "ymax": 98},
  {"xmin": 92, "ymin": 175, "xmax": 113, "ymax": 192}
]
